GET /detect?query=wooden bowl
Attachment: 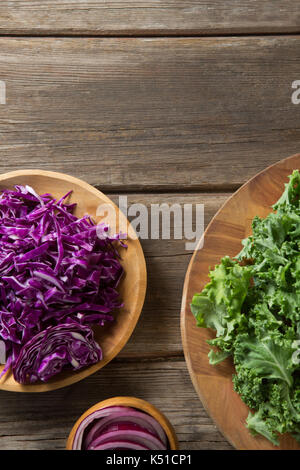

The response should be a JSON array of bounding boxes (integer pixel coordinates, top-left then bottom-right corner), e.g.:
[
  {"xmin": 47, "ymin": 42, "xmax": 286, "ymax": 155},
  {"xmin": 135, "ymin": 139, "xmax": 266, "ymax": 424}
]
[
  {"xmin": 66, "ymin": 396, "xmax": 179, "ymax": 450},
  {"xmin": 0, "ymin": 169, "xmax": 147, "ymax": 392}
]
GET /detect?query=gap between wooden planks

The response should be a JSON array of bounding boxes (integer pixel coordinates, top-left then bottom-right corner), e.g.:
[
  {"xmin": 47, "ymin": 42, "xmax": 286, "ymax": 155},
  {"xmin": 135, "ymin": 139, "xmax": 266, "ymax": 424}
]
[
  {"xmin": 0, "ymin": 37, "xmax": 300, "ymax": 192},
  {"xmin": 0, "ymin": 1, "xmax": 299, "ymax": 36}
]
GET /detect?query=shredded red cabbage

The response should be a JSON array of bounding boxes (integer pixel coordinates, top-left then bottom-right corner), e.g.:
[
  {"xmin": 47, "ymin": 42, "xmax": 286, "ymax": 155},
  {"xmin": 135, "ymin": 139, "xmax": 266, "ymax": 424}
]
[{"xmin": 0, "ymin": 185, "xmax": 125, "ymax": 384}]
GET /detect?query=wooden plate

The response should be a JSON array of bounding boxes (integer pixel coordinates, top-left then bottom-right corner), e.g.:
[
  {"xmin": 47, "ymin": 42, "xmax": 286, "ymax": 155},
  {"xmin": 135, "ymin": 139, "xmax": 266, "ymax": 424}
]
[
  {"xmin": 0, "ymin": 170, "xmax": 147, "ymax": 392},
  {"xmin": 181, "ymin": 153, "xmax": 300, "ymax": 450}
]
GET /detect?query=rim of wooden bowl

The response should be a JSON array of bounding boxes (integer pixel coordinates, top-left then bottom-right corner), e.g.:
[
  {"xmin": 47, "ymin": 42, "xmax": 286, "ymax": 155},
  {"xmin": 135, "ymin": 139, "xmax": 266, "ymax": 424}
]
[
  {"xmin": 66, "ymin": 396, "xmax": 179, "ymax": 450},
  {"xmin": 0, "ymin": 169, "xmax": 147, "ymax": 392}
]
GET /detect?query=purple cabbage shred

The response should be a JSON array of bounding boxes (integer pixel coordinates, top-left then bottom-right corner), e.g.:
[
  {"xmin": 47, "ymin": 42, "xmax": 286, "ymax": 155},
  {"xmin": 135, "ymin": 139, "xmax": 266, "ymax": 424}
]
[{"xmin": 0, "ymin": 185, "xmax": 126, "ymax": 383}]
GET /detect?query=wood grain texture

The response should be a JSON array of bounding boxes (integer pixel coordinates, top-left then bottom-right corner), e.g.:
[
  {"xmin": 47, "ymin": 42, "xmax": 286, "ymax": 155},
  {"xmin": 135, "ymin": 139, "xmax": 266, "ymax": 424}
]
[
  {"xmin": 0, "ymin": 170, "xmax": 147, "ymax": 392},
  {"xmin": 111, "ymin": 193, "xmax": 228, "ymax": 357},
  {"xmin": 0, "ymin": 1, "xmax": 299, "ymax": 35},
  {"xmin": 181, "ymin": 153, "xmax": 300, "ymax": 450},
  {"xmin": 0, "ymin": 360, "xmax": 232, "ymax": 450},
  {"xmin": 0, "ymin": 37, "xmax": 300, "ymax": 191}
]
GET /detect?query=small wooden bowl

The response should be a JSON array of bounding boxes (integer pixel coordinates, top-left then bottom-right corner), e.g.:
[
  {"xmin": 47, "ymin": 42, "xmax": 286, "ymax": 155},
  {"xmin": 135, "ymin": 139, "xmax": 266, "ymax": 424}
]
[
  {"xmin": 66, "ymin": 396, "xmax": 179, "ymax": 450},
  {"xmin": 0, "ymin": 170, "xmax": 147, "ymax": 392}
]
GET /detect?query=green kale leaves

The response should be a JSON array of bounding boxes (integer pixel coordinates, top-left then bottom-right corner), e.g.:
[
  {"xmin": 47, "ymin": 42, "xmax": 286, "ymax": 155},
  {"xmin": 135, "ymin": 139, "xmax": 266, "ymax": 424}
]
[{"xmin": 191, "ymin": 170, "xmax": 300, "ymax": 446}]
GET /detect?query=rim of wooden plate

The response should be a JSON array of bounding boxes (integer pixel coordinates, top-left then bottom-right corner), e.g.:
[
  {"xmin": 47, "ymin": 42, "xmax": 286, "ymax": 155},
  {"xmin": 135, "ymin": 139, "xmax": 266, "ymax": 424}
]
[
  {"xmin": 66, "ymin": 396, "xmax": 179, "ymax": 450},
  {"xmin": 0, "ymin": 169, "xmax": 147, "ymax": 392},
  {"xmin": 180, "ymin": 153, "xmax": 300, "ymax": 450}
]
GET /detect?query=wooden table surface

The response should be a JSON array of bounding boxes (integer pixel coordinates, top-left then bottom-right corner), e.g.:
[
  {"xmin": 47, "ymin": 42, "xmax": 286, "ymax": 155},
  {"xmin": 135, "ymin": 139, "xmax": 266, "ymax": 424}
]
[{"xmin": 0, "ymin": 2, "xmax": 300, "ymax": 450}]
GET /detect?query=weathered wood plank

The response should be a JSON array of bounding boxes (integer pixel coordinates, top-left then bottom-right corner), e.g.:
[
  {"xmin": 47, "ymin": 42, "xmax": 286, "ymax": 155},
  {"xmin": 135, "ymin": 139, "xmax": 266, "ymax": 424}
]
[
  {"xmin": 109, "ymin": 193, "xmax": 228, "ymax": 357},
  {"xmin": 0, "ymin": 37, "xmax": 300, "ymax": 191},
  {"xmin": 0, "ymin": 361, "xmax": 233, "ymax": 450},
  {"xmin": 0, "ymin": 1, "xmax": 298, "ymax": 35}
]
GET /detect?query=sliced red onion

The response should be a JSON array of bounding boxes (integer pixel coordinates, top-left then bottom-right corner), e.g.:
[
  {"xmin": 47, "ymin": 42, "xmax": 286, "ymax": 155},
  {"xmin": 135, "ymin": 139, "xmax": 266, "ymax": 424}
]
[
  {"xmin": 83, "ymin": 410, "xmax": 166, "ymax": 448},
  {"xmin": 92, "ymin": 440, "xmax": 150, "ymax": 450},
  {"xmin": 73, "ymin": 406, "xmax": 117, "ymax": 450},
  {"xmin": 87, "ymin": 423, "xmax": 165, "ymax": 450},
  {"xmin": 72, "ymin": 405, "xmax": 169, "ymax": 450}
]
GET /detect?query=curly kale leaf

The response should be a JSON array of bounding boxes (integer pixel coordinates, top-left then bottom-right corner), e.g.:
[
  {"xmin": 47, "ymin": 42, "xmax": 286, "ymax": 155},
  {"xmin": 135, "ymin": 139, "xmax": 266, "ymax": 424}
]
[
  {"xmin": 246, "ymin": 383, "xmax": 300, "ymax": 446},
  {"xmin": 273, "ymin": 170, "xmax": 300, "ymax": 210},
  {"xmin": 246, "ymin": 406, "xmax": 280, "ymax": 446},
  {"xmin": 233, "ymin": 365, "xmax": 266, "ymax": 409},
  {"xmin": 191, "ymin": 170, "xmax": 300, "ymax": 446},
  {"xmin": 234, "ymin": 334, "xmax": 295, "ymax": 387},
  {"xmin": 191, "ymin": 256, "xmax": 252, "ymax": 353}
]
